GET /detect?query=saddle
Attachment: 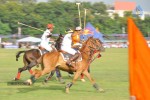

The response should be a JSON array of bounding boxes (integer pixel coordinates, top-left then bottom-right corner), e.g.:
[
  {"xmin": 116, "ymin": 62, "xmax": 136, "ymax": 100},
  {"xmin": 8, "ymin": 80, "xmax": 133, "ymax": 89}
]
[
  {"xmin": 38, "ymin": 46, "xmax": 49, "ymax": 55},
  {"xmin": 60, "ymin": 50, "xmax": 82, "ymax": 62}
]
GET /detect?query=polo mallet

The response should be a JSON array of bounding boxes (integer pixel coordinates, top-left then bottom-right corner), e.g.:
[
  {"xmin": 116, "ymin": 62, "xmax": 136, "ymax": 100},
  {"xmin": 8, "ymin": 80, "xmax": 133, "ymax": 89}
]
[{"xmin": 18, "ymin": 22, "xmax": 44, "ymax": 32}]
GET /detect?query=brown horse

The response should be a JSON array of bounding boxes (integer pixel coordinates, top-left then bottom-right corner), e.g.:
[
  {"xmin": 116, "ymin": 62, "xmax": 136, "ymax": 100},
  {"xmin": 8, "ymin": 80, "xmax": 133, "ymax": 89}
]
[
  {"xmin": 26, "ymin": 37, "xmax": 105, "ymax": 93},
  {"xmin": 14, "ymin": 34, "xmax": 64, "ymax": 81}
]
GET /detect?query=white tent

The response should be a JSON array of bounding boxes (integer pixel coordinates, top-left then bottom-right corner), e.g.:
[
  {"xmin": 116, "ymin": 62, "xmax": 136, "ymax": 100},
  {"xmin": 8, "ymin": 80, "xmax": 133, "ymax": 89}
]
[{"xmin": 17, "ymin": 36, "xmax": 41, "ymax": 43}]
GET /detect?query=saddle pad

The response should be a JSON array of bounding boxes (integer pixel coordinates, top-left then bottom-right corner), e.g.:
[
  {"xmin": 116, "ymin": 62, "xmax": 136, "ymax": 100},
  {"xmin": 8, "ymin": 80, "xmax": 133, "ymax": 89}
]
[
  {"xmin": 38, "ymin": 49, "xmax": 48, "ymax": 55},
  {"xmin": 38, "ymin": 49, "xmax": 43, "ymax": 55}
]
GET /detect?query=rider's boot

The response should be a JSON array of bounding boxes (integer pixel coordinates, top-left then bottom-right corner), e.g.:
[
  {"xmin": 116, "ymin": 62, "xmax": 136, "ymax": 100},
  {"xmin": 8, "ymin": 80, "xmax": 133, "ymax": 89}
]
[{"xmin": 66, "ymin": 53, "xmax": 80, "ymax": 67}]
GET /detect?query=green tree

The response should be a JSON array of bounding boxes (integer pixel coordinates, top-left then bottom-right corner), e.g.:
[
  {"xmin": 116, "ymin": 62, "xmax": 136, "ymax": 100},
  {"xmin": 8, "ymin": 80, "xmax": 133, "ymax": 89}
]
[
  {"xmin": 0, "ymin": 0, "xmax": 149, "ymax": 36},
  {"xmin": 91, "ymin": 2, "xmax": 107, "ymax": 15},
  {"xmin": 0, "ymin": 21, "xmax": 11, "ymax": 35}
]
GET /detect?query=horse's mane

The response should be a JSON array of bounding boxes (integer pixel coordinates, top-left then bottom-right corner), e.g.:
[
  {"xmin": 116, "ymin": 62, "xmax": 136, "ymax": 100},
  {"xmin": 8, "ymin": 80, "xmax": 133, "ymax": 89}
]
[
  {"xmin": 80, "ymin": 37, "xmax": 93, "ymax": 52},
  {"xmin": 55, "ymin": 34, "xmax": 64, "ymax": 50},
  {"xmin": 80, "ymin": 37, "xmax": 104, "ymax": 51}
]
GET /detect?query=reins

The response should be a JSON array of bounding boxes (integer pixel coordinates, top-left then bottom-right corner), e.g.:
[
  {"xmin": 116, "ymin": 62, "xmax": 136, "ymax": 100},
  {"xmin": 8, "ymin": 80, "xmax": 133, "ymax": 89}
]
[{"xmin": 80, "ymin": 38, "xmax": 102, "ymax": 71}]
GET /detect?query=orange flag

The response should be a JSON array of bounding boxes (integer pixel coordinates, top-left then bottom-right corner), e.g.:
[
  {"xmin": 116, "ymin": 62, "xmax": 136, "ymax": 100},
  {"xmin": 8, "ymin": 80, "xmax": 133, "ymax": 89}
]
[{"xmin": 128, "ymin": 18, "xmax": 150, "ymax": 100}]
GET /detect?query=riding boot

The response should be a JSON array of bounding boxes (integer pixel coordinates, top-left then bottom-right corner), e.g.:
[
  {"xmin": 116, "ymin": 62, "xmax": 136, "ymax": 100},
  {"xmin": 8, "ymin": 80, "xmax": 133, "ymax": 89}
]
[{"xmin": 66, "ymin": 53, "xmax": 80, "ymax": 66}]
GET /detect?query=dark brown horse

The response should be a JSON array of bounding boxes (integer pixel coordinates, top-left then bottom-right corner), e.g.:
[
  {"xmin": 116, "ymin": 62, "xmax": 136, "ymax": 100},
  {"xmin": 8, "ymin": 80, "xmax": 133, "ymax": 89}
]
[
  {"xmin": 26, "ymin": 37, "xmax": 105, "ymax": 93},
  {"xmin": 14, "ymin": 34, "xmax": 64, "ymax": 81}
]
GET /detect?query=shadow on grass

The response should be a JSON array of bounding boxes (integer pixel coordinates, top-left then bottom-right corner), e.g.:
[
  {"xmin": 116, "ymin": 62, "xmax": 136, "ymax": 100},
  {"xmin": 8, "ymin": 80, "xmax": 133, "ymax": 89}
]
[
  {"xmin": 17, "ymin": 85, "xmax": 95, "ymax": 94},
  {"xmin": 6, "ymin": 74, "xmax": 95, "ymax": 94},
  {"xmin": 17, "ymin": 84, "xmax": 65, "ymax": 93}
]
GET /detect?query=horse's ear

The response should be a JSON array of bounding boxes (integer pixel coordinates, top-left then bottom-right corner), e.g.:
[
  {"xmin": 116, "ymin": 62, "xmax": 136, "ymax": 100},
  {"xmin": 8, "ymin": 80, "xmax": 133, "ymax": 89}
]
[{"xmin": 59, "ymin": 33, "xmax": 62, "ymax": 36}]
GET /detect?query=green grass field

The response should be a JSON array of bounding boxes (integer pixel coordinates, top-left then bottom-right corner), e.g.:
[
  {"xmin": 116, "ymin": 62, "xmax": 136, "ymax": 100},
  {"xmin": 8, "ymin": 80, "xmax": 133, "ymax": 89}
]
[{"xmin": 0, "ymin": 48, "xmax": 129, "ymax": 100}]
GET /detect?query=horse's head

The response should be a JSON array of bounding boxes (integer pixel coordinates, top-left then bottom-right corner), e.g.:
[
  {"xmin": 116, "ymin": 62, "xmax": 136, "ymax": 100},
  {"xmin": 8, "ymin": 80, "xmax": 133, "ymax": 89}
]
[
  {"xmin": 92, "ymin": 38, "xmax": 105, "ymax": 52},
  {"xmin": 55, "ymin": 33, "xmax": 64, "ymax": 50},
  {"xmin": 81, "ymin": 37, "xmax": 105, "ymax": 53},
  {"xmin": 59, "ymin": 33, "xmax": 64, "ymax": 38}
]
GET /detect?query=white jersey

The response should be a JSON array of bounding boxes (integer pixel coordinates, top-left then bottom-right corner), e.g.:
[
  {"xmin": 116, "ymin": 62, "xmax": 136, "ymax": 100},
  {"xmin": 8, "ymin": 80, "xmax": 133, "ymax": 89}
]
[
  {"xmin": 61, "ymin": 33, "xmax": 77, "ymax": 55},
  {"xmin": 40, "ymin": 29, "xmax": 53, "ymax": 51}
]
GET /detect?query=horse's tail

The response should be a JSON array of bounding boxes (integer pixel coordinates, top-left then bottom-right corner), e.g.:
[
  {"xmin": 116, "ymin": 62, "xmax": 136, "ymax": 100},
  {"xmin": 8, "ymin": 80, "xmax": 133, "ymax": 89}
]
[{"xmin": 16, "ymin": 50, "xmax": 26, "ymax": 61}]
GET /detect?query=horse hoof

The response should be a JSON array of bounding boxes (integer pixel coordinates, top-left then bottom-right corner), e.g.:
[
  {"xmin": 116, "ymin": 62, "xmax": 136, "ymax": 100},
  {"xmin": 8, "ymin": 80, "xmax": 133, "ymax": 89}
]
[
  {"xmin": 98, "ymin": 88, "xmax": 105, "ymax": 93},
  {"xmin": 25, "ymin": 79, "xmax": 32, "ymax": 85},
  {"xmin": 81, "ymin": 79, "xmax": 86, "ymax": 82},
  {"xmin": 23, "ymin": 81, "xmax": 31, "ymax": 85},
  {"xmin": 65, "ymin": 88, "xmax": 70, "ymax": 94}
]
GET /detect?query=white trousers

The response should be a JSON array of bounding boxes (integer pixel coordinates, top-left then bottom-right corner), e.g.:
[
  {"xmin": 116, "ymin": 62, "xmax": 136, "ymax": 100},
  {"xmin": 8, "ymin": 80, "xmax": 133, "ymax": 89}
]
[
  {"xmin": 40, "ymin": 41, "xmax": 52, "ymax": 51},
  {"xmin": 61, "ymin": 46, "xmax": 77, "ymax": 55}
]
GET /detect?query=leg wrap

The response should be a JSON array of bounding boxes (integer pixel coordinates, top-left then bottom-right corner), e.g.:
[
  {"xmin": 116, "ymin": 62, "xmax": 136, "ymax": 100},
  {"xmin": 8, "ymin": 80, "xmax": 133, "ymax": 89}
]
[
  {"xmin": 93, "ymin": 83, "xmax": 100, "ymax": 90},
  {"xmin": 65, "ymin": 82, "xmax": 73, "ymax": 88},
  {"xmin": 44, "ymin": 76, "xmax": 49, "ymax": 83},
  {"xmin": 56, "ymin": 68, "xmax": 61, "ymax": 78},
  {"xmin": 29, "ymin": 69, "xmax": 33, "ymax": 74},
  {"xmin": 30, "ymin": 75, "xmax": 36, "ymax": 83}
]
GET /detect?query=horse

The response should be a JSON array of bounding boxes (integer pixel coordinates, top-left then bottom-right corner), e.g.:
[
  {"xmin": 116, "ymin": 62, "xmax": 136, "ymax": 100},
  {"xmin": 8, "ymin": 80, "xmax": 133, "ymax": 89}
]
[
  {"xmin": 14, "ymin": 34, "xmax": 64, "ymax": 81},
  {"xmin": 26, "ymin": 36, "xmax": 105, "ymax": 93}
]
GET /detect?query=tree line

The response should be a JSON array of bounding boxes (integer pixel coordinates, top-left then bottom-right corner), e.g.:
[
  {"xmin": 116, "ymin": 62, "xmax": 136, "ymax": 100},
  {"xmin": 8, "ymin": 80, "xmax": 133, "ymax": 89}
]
[{"xmin": 0, "ymin": 0, "xmax": 150, "ymax": 36}]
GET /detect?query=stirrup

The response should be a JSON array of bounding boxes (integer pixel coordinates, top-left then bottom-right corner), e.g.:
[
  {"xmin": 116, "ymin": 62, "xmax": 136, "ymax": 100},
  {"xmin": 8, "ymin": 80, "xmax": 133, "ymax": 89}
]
[
  {"xmin": 66, "ymin": 60, "xmax": 72, "ymax": 66},
  {"xmin": 66, "ymin": 62, "xmax": 72, "ymax": 66}
]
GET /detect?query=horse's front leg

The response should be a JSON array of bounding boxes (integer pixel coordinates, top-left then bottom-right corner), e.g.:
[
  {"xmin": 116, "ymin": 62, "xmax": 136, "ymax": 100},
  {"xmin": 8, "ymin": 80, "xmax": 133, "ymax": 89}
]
[
  {"xmin": 44, "ymin": 70, "xmax": 56, "ymax": 83},
  {"xmin": 65, "ymin": 70, "xmax": 82, "ymax": 93},
  {"xmin": 44, "ymin": 67, "xmax": 65, "ymax": 84},
  {"xmin": 82, "ymin": 70, "xmax": 104, "ymax": 92}
]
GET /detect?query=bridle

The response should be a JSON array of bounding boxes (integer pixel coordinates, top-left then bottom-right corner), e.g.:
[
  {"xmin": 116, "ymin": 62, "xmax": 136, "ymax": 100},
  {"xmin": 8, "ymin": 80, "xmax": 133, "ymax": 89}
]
[
  {"xmin": 81, "ymin": 37, "xmax": 103, "ymax": 61},
  {"xmin": 80, "ymin": 37, "xmax": 104, "ymax": 71}
]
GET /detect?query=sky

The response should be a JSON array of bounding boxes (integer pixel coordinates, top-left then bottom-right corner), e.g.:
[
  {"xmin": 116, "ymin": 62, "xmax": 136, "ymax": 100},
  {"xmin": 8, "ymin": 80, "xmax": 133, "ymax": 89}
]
[{"xmin": 37, "ymin": 0, "xmax": 150, "ymax": 12}]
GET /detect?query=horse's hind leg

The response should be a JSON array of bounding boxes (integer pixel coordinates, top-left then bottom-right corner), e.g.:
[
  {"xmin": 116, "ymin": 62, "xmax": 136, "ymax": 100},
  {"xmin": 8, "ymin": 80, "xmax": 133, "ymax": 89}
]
[
  {"xmin": 26, "ymin": 68, "xmax": 55, "ymax": 85},
  {"xmin": 27, "ymin": 62, "xmax": 37, "ymax": 75},
  {"xmin": 14, "ymin": 66, "xmax": 27, "ymax": 80},
  {"xmin": 27, "ymin": 61, "xmax": 37, "ymax": 69},
  {"xmin": 55, "ymin": 67, "xmax": 65, "ymax": 84},
  {"xmin": 15, "ymin": 62, "xmax": 36, "ymax": 81},
  {"xmin": 82, "ymin": 70, "xmax": 104, "ymax": 92},
  {"xmin": 26, "ymin": 61, "xmax": 38, "ymax": 73},
  {"xmin": 43, "ymin": 67, "xmax": 65, "ymax": 84},
  {"xmin": 28, "ymin": 68, "xmax": 33, "ymax": 74}
]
